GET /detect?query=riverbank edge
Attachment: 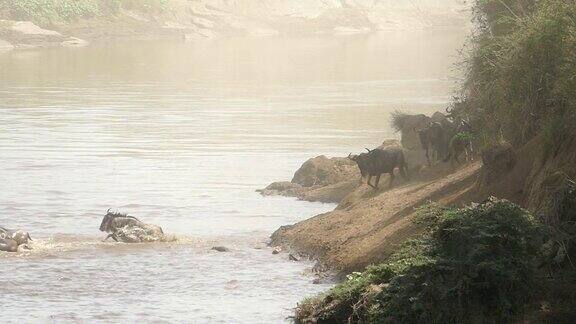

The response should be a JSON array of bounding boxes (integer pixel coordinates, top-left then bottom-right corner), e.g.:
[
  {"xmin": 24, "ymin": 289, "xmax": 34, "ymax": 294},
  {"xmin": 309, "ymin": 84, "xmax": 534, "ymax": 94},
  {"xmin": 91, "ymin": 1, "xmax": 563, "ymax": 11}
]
[
  {"xmin": 0, "ymin": 0, "xmax": 473, "ymax": 51},
  {"xmin": 265, "ymin": 155, "xmax": 485, "ymax": 277}
]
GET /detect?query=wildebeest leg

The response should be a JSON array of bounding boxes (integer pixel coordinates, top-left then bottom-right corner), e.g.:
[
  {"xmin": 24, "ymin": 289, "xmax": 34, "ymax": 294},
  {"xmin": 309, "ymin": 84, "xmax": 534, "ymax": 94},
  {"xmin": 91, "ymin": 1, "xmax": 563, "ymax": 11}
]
[
  {"xmin": 425, "ymin": 148, "xmax": 431, "ymax": 166},
  {"xmin": 373, "ymin": 174, "xmax": 381, "ymax": 189},
  {"xmin": 388, "ymin": 172, "xmax": 394, "ymax": 188},
  {"xmin": 103, "ymin": 233, "xmax": 118, "ymax": 242},
  {"xmin": 366, "ymin": 175, "xmax": 377, "ymax": 189},
  {"xmin": 400, "ymin": 165, "xmax": 409, "ymax": 181}
]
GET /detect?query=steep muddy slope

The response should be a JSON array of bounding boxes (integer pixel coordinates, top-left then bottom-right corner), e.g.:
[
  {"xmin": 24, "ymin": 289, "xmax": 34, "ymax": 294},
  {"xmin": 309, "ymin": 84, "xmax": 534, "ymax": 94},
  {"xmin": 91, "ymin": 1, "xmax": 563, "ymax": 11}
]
[{"xmin": 271, "ymin": 162, "xmax": 481, "ymax": 274}]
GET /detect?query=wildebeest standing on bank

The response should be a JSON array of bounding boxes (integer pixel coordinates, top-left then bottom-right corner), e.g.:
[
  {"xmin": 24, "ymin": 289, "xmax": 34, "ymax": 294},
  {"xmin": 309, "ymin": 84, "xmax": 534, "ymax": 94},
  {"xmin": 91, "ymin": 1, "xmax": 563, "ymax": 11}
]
[
  {"xmin": 444, "ymin": 121, "xmax": 476, "ymax": 167},
  {"xmin": 418, "ymin": 121, "xmax": 454, "ymax": 166},
  {"xmin": 418, "ymin": 122, "xmax": 441, "ymax": 166},
  {"xmin": 349, "ymin": 147, "xmax": 409, "ymax": 189}
]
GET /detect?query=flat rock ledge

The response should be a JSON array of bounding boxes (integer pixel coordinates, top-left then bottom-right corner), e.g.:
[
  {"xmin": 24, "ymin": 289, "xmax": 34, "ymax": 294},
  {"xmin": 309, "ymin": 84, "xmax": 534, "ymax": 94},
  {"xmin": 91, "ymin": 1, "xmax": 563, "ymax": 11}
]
[
  {"xmin": 257, "ymin": 155, "xmax": 361, "ymax": 204},
  {"xmin": 0, "ymin": 20, "xmax": 89, "ymax": 50}
]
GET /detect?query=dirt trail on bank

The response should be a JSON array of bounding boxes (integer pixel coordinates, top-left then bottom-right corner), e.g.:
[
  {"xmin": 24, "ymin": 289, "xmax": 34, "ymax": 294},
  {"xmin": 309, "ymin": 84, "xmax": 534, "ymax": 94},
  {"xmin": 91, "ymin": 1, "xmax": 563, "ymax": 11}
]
[{"xmin": 270, "ymin": 161, "xmax": 481, "ymax": 274}]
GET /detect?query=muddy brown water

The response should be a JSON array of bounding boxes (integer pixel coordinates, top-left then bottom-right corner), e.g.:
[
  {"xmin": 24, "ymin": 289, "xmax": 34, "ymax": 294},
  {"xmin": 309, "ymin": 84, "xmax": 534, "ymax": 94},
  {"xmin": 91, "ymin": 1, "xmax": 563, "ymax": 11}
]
[{"xmin": 0, "ymin": 31, "xmax": 466, "ymax": 323}]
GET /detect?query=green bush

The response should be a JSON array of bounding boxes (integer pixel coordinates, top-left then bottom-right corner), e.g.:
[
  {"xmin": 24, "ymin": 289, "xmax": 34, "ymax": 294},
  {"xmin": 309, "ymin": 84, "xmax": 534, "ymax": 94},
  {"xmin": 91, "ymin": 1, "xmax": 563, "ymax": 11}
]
[
  {"xmin": 0, "ymin": 0, "xmax": 169, "ymax": 24},
  {"xmin": 1, "ymin": 0, "xmax": 100, "ymax": 24},
  {"xmin": 120, "ymin": 0, "xmax": 168, "ymax": 12},
  {"xmin": 297, "ymin": 198, "xmax": 544, "ymax": 323}
]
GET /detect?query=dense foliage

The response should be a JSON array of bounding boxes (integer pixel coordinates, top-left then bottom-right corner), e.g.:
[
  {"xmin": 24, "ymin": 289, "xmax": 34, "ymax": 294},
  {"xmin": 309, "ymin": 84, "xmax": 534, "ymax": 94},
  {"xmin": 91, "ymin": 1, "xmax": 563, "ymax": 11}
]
[
  {"xmin": 0, "ymin": 0, "xmax": 168, "ymax": 24},
  {"xmin": 298, "ymin": 2, "xmax": 576, "ymax": 322},
  {"xmin": 452, "ymin": 0, "xmax": 576, "ymax": 150},
  {"xmin": 297, "ymin": 198, "xmax": 544, "ymax": 323}
]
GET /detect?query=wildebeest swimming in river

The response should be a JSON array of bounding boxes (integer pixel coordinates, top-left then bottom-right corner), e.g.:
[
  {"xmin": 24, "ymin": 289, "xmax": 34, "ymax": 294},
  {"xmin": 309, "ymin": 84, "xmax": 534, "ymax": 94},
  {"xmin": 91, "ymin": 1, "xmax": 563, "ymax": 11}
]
[
  {"xmin": 0, "ymin": 226, "xmax": 32, "ymax": 252},
  {"xmin": 348, "ymin": 147, "xmax": 409, "ymax": 189},
  {"xmin": 100, "ymin": 210, "xmax": 166, "ymax": 243}
]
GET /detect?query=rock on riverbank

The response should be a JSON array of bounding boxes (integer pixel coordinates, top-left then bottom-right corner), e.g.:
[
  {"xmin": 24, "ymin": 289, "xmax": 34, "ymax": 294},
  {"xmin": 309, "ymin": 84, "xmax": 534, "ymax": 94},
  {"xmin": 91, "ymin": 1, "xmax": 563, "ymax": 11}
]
[
  {"xmin": 258, "ymin": 155, "xmax": 360, "ymax": 203},
  {"xmin": 0, "ymin": 20, "xmax": 88, "ymax": 50}
]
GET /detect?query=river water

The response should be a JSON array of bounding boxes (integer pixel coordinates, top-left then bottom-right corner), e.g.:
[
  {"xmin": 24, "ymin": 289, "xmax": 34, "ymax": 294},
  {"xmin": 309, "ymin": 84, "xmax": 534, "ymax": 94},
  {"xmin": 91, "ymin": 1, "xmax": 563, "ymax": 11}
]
[{"xmin": 0, "ymin": 30, "xmax": 466, "ymax": 323}]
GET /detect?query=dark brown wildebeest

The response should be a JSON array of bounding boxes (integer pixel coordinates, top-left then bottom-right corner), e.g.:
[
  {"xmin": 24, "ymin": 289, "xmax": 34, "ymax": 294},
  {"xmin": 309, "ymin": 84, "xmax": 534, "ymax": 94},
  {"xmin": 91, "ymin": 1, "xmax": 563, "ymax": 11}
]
[
  {"xmin": 349, "ymin": 147, "xmax": 409, "ymax": 189},
  {"xmin": 418, "ymin": 121, "xmax": 453, "ymax": 166}
]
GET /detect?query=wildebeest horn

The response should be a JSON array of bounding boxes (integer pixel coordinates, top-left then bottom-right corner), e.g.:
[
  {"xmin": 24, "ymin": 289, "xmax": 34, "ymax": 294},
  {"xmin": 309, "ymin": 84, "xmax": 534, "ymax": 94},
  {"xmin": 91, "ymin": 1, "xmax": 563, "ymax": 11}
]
[{"xmin": 365, "ymin": 148, "xmax": 371, "ymax": 153}]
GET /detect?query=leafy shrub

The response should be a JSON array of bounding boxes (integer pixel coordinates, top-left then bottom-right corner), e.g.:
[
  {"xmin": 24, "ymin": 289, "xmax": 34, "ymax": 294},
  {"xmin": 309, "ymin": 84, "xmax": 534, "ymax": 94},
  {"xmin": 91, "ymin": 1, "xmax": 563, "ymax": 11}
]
[
  {"xmin": 1, "ymin": 0, "xmax": 99, "ymax": 24},
  {"xmin": 297, "ymin": 198, "xmax": 544, "ymax": 323},
  {"xmin": 453, "ymin": 0, "xmax": 576, "ymax": 149},
  {"xmin": 541, "ymin": 176, "xmax": 576, "ymax": 267},
  {"xmin": 120, "ymin": 0, "xmax": 168, "ymax": 12},
  {"xmin": 0, "ymin": 0, "xmax": 169, "ymax": 24}
]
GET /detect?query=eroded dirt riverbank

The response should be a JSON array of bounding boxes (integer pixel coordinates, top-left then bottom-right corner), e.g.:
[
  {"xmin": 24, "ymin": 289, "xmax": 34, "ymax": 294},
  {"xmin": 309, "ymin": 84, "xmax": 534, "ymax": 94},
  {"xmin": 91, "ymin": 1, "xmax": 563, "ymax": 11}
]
[{"xmin": 263, "ymin": 152, "xmax": 482, "ymax": 275}]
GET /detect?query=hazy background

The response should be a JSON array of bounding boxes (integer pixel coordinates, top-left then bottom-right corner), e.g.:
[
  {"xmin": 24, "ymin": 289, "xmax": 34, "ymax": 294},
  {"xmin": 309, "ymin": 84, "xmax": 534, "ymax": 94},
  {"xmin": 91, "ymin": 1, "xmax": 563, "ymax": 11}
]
[{"xmin": 0, "ymin": 1, "xmax": 470, "ymax": 322}]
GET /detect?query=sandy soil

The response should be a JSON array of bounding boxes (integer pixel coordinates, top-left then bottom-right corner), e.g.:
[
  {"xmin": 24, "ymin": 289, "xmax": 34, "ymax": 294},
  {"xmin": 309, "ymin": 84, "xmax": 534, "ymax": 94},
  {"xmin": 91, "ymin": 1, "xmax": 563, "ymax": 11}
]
[{"xmin": 270, "ymin": 161, "xmax": 482, "ymax": 275}]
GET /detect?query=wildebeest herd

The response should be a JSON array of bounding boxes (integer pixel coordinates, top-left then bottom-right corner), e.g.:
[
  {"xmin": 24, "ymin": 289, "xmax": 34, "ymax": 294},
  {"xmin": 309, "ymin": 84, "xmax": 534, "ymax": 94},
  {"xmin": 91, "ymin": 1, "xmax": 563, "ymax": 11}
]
[
  {"xmin": 1, "ymin": 112, "xmax": 475, "ymax": 252},
  {"xmin": 348, "ymin": 115, "xmax": 475, "ymax": 190},
  {"xmin": 418, "ymin": 119, "xmax": 475, "ymax": 167}
]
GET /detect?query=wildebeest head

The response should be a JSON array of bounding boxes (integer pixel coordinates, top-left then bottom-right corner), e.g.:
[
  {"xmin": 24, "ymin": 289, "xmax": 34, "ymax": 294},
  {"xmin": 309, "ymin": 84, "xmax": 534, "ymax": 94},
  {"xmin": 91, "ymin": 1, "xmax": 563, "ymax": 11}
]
[
  {"xmin": 100, "ymin": 210, "xmax": 141, "ymax": 233},
  {"xmin": 12, "ymin": 230, "xmax": 32, "ymax": 245},
  {"xmin": 100, "ymin": 209, "xmax": 122, "ymax": 232},
  {"xmin": 427, "ymin": 122, "xmax": 444, "ymax": 140},
  {"xmin": 349, "ymin": 151, "xmax": 373, "ymax": 178},
  {"xmin": 100, "ymin": 211, "xmax": 111, "ymax": 232}
]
